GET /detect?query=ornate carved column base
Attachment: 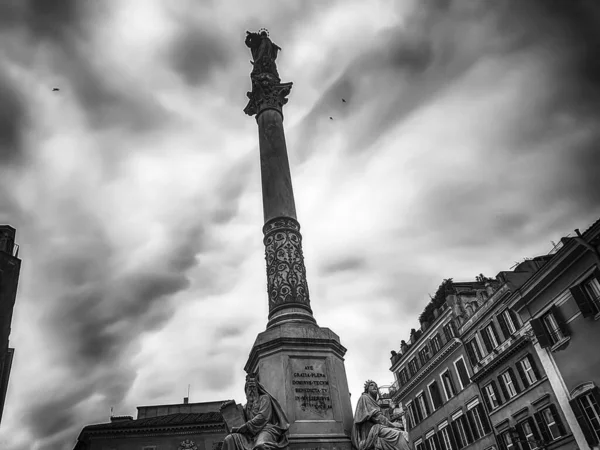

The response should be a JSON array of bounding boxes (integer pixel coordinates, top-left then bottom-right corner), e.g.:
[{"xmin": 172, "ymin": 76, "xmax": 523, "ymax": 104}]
[{"xmin": 263, "ymin": 217, "xmax": 316, "ymax": 328}]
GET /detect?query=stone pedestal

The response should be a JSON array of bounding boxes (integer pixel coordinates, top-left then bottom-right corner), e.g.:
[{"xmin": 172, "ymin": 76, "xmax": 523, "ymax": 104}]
[{"xmin": 245, "ymin": 322, "xmax": 353, "ymax": 450}]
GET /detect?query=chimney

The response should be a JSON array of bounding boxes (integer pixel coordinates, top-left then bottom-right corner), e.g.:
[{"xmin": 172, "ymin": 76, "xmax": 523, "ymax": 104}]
[
  {"xmin": 0, "ymin": 225, "xmax": 16, "ymax": 255},
  {"xmin": 183, "ymin": 397, "xmax": 189, "ymax": 404},
  {"xmin": 110, "ymin": 415, "xmax": 133, "ymax": 423}
]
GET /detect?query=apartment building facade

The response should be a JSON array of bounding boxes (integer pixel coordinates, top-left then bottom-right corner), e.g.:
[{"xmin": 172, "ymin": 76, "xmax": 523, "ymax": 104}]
[
  {"xmin": 390, "ymin": 291, "xmax": 496, "ymax": 450},
  {"xmin": 514, "ymin": 218, "xmax": 600, "ymax": 450},
  {"xmin": 456, "ymin": 260, "xmax": 577, "ymax": 449}
]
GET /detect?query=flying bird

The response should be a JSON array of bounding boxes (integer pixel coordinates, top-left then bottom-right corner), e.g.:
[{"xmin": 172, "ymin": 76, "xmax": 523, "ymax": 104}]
[
  {"xmin": 52, "ymin": 88, "xmax": 60, "ymax": 92},
  {"xmin": 329, "ymin": 117, "xmax": 334, "ymax": 120},
  {"xmin": 342, "ymin": 98, "xmax": 346, "ymax": 103}
]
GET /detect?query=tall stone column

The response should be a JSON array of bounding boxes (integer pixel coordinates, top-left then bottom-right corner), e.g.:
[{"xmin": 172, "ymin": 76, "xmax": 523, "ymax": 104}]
[
  {"xmin": 243, "ymin": 30, "xmax": 315, "ymax": 329},
  {"xmin": 243, "ymin": 30, "xmax": 353, "ymax": 450}
]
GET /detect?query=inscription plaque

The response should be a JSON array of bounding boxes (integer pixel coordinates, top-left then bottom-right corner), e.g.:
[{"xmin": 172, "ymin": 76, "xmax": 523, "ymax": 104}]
[{"xmin": 290, "ymin": 358, "xmax": 333, "ymax": 420}]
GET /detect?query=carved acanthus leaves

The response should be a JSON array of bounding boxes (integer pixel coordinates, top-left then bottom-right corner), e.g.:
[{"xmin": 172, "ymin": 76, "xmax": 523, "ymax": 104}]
[
  {"xmin": 179, "ymin": 440, "xmax": 198, "ymax": 450},
  {"xmin": 244, "ymin": 73, "xmax": 292, "ymax": 117}
]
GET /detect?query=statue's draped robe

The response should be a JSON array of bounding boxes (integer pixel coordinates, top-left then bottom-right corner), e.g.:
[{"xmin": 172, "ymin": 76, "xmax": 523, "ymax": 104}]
[
  {"xmin": 223, "ymin": 382, "xmax": 289, "ymax": 450},
  {"xmin": 351, "ymin": 393, "xmax": 411, "ymax": 450}
]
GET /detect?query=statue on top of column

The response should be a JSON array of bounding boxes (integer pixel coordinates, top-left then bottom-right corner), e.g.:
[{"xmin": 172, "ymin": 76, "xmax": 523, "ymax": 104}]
[
  {"xmin": 243, "ymin": 29, "xmax": 292, "ymax": 117},
  {"xmin": 245, "ymin": 29, "xmax": 281, "ymax": 81}
]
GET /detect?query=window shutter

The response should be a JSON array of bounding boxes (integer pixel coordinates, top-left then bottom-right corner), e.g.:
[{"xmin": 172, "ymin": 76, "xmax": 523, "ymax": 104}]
[
  {"xmin": 497, "ymin": 312, "xmax": 510, "ymax": 340},
  {"xmin": 414, "ymin": 400, "xmax": 423, "ymax": 423},
  {"xmin": 433, "ymin": 382, "xmax": 443, "ymax": 409},
  {"xmin": 448, "ymin": 422, "xmax": 459, "ymax": 449},
  {"xmin": 491, "ymin": 381, "xmax": 503, "ymax": 406},
  {"xmin": 481, "ymin": 329, "xmax": 493, "ymax": 353},
  {"xmin": 447, "ymin": 370, "xmax": 456, "ymax": 396},
  {"xmin": 527, "ymin": 417, "xmax": 541, "ymax": 441},
  {"xmin": 432, "ymin": 432, "xmax": 441, "ymax": 450},
  {"xmin": 570, "ymin": 398, "xmax": 595, "ymax": 446},
  {"xmin": 482, "ymin": 386, "xmax": 492, "ymax": 412},
  {"xmin": 516, "ymin": 422, "xmax": 527, "ymax": 444},
  {"xmin": 550, "ymin": 305, "xmax": 570, "ymax": 337},
  {"xmin": 498, "ymin": 432, "xmax": 508, "ymax": 450},
  {"xmin": 530, "ymin": 317, "xmax": 552, "ymax": 348},
  {"xmin": 570, "ymin": 284, "xmax": 595, "ymax": 317},
  {"xmin": 489, "ymin": 322, "xmax": 501, "ymax": 345},
  {"xmin": 477, "ymin": 404, "xmax": 491, "ymax": 434},
  {"xmin": 526, "ymin": 354, "xmax": 541, "ymax": 380},
  {"xmin": 534, "ymin": 411, "xmax": 551, "ymax": 443},
  {"xmin": 456, "ymin": 359, "xmax": 470, "ymax": 388},
  {"xmin": 508, "ymin": 368, "xmax": 521, "ymax": 393},
  {"xmin": 516, "ymin": 360, "xmax": 529, "ymax": 388},
  {"xmin": 510, "ymin": 309, "xmax": 522, "ymax": 329},
  {"xmin": 423, "ymin": 394, "xmax": 431, "ymax": 416},
  {"xmin": 462, "ymin": 415, "xmax": 473, "ymax": 444},
  {"xmin": 466, "ymin": 410, "xmax": 479, "ymax": 441},
  {"xmin": 498, "ymin": 375, "xmax": 509, "ymax": 402},
  {"xmin": 466, "ymin": 341, "xmax": 477, "ymax": 366},
  {"xmin": 549, "ymin": 404, "xmax": 566, "ymax": 436}
]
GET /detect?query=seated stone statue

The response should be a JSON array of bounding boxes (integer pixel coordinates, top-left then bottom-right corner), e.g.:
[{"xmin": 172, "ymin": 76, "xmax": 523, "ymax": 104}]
[
  {"xmin": 221, "ymin": 373, "xmax": 290, "ymax": 450},
  {"xmin": 351, "ymin": 380, "xmax": 412, "ymax": 450}
]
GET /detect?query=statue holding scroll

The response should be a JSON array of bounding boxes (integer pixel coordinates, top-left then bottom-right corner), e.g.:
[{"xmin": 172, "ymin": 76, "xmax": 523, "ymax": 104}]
[
  {"xmin": 351, "ymin": 381, "xmax": 412, "ymax": 450},
  {"xmin": 220, "ymin": 373, "xmax": 290, "ymax": 450}
]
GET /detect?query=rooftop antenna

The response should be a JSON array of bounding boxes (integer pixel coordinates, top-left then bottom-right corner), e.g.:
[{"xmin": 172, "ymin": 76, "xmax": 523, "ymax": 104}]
[{"xmin": 110, "ymin": 406, "xmax": 113, "ymax": 418}]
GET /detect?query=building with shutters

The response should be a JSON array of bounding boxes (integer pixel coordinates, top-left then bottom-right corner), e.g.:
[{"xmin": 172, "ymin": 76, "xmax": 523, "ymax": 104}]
[
  {"xmin": 0, "ymin": 225, "xmax": 21, "ymax": 425},
  {"xmin": 514, "ymin": 217, "xmax": 600, "ymax": 450},
  {"xmin": 389, "ymin": 281, "xmax": 497, "ymax": 450},
  {"xmin": 456, "ymin": 259, "xmax": 577, "ymax": 450}
]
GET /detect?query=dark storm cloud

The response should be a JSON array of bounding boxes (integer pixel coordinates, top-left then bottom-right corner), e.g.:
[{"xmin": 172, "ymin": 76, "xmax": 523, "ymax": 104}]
[
  {"xmin": 0, "ymin": 68, "xmax": 27, "ymax": 165},
  {"xmin": 406, "ymin": 0, "xmax": 600, "ymax": 245},
  {"xmin": 1, "ymin": 0, "xmax": 169, "ymax": 133},
  {"xmin": 168, "ymin": 24, "xmax": 231, "ymax": 87},
  {"xmin": 18, "ymin": 206, "xmax": 213, "ymax": 442},
  {"xmin": 320, "ymin": 255, "xmax": 367, "ymax": 275}
]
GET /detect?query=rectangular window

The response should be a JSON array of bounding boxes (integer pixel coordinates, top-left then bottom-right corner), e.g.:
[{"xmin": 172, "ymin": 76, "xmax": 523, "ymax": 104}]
[
  {"xmin": 518, "ymin": 355, "xmax": 538, "ymax": 387},
  {"xmin": 438, "ymin": 427, "xmax": 452, "ymax": 450},
  {"xmin": 501, "ymin": 431, "xmax": 515, "ymax": 450},
  {"xmin": 443, "ymin": 323, "xmax": 456, "ymax": 342},
  {"xmin": 415, "ymin": 440, "xmax": 425, "ymax": 450},
  {"xmin": 484, "ymin": 382, "xmax": 500, "ymax": 409},
  {"xmin": 503, "ymin": 309, "xmax": 517, "ymax": 334},
  {"xmin": 520, "ymin": 420, "xmax": 538, "ymax": 449},
  {"xmin": 431, "ymin": 334, "xmax": 442, "ymax": 354},
  {"xmin": 466, "ymin": 337, "xmax": 483, "ymax": 366},
  {"xmin": 542, "ymin": 312, "xmax": 565, "ymax": 345},
  {"xmin": 541, "ymin": 407, "xmax": 562, "ymax": 440},
  {"xmin": 420, "ymin": 346, "xmax": 431, "ymax": 366},
  {"xmin": 417, "ymin": 392, "xmax": 430, "ymax": 419},
  {"xmin": 399, "ymin": 368, "xmax": 409, "ymax": 385},
  {"xmin": 467, "ymin": 407, "xmax": 485, "ymax": 440},
  {"xmin": 501, "ymin": 371, "xmax": 518, "ymax": 399},
  {"xmin": 441, "ymin": 369, "xmax": 456, "ymax": 400},
  {"xmin": 583, "ymin": 277, "xmax": 600, "ymax": 313},
  {"xmin": 454, "ymin": 357, "xmax": 470, "ymax": 390},
  {"xmin": 429, "ymin": 380, "xmax": 443, "ymax": 410},
  {"xmin": 406, "ymin": 402, "xmax": 416, "ymax": 429},
  {"xmin": 409, "ymin": 358, "xmax": 419, "ymax": 376},
  {"xmin": 425, "ymin": 435, "xmax": 437, "ymax": 450},
  {"xmin": 485, "ymin": 323, "xmax": 500, "ymax": 349},
  {"xmin": 579, "ymin": 393, "xmax": 600, "ymax": 442},
  {"xmin": 452, "ymin": 416, "xmax": 469, "ymax": 449}
]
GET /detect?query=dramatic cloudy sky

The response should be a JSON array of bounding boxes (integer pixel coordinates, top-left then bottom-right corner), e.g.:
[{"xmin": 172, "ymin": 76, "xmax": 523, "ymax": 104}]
[{"xmin": 0, "ymin": 0, "xmax": 599, "ymax": 448}]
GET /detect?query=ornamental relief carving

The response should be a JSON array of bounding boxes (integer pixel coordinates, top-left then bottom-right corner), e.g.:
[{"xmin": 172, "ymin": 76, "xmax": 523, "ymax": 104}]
[
  {"xmin": 263, "ymin": 218, "xmax": 310, "ymax": 308},
  {"xmin": 179, "ymin": 439, "xmax": 198, "ymax": 450}
]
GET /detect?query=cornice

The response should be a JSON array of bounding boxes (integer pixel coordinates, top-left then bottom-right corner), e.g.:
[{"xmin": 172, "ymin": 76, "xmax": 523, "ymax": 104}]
[
  {"xmin": 392, "ymin": 339, "xmax": 461, "ymax": 401},
  {"xmin": 390, "ymin": 308, "xmax": 452, "ymax": 372},
  {"xmin": 84, "ymin": 422, "xmax": 225, "ymax": 438}
]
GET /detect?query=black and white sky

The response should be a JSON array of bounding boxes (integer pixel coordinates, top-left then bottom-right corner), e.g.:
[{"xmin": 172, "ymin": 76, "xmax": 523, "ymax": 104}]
[{"xmin": 0, "ymin": 0, "xmax": 599, "ymax": 449}]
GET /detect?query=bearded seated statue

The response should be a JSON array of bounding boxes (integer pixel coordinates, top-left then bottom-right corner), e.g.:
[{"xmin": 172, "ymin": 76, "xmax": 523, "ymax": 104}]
[
  {"xmin": 220, "ymin": 373, "xmax": 290, "ymax": 450},
  {"xmin": 351, "ymin": 380, "xmax": 412, "ymax": 450}
]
